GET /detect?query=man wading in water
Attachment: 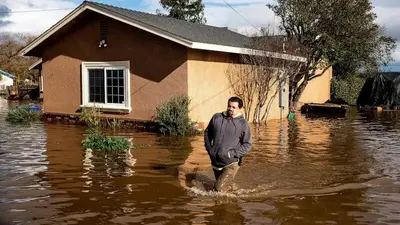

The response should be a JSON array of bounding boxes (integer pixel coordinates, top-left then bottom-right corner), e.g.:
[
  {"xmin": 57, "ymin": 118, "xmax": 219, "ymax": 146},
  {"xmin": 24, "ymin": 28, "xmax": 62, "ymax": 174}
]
[{"xmin": 204, "ymin": 97, "xmax": 252, "ymax": 192}]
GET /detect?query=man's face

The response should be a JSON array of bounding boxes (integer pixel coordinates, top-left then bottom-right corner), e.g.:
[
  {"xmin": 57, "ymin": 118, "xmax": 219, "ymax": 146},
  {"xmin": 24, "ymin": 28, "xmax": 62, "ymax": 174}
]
[{"xmin": 227, "ymin": 101, "xmax": 240, "ymax": 117}]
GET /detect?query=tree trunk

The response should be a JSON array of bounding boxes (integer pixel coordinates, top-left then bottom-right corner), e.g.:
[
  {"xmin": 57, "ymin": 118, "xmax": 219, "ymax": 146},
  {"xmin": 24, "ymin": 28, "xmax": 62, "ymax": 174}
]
[
  {"xmin": 253, "ymin": 104, "xmax": 262, "ymax": 124},
  {"xmin": 289, "ymin": 80, "xmax": 296, "ymax": 112},
  {"xmin": 262, "ymin": 90, "xmax": 279, "ymax": 122},
  {"xmin": 289, "ymin": 79, "xmax": 308, "ymax": 112}
]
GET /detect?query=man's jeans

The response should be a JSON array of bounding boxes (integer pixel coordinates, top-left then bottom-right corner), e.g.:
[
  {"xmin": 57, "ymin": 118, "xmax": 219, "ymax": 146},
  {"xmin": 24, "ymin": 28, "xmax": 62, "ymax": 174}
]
[{"xmin": 212, "ymin": 162, "xmax": 239, "ymax": 192}]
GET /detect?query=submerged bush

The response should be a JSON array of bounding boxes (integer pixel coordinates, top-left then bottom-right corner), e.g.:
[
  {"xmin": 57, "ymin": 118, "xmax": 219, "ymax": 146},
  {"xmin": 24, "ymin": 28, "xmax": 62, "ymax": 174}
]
[
  {"xmin": 82, "ymin": 128, "xmax": 131, "ymax": 152},
  {"xmin": 79, "ymin": 107, "xmax": 101, "ymax": 128},
  {"xmin": 6, "ymin": 105, "xmax": 40, "ymax": 123},
  {"xmin": 80, "ymin": 107, "xmax": 122, "ymax": 130},
  {"xmin": 154, "ymin": 95, "xmax": 197, "ymax": 136},
  {"xmin": 80, "ymin": 107, "xmax": 130, "ymax": 152}
]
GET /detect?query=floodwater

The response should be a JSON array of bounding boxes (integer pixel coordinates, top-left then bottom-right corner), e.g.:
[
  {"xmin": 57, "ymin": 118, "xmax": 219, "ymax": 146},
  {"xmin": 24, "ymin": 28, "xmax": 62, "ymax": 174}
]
[{"xmin": 0, "ymin": 98, "xmax": 400, "ymax": 225}]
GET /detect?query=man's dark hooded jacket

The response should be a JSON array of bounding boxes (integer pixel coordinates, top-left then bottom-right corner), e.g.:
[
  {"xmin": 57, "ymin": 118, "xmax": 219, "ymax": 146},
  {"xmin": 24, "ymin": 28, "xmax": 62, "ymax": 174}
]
[{"xmin": 204, "ymin": 112, "xmax": 252, "ymax": 168}]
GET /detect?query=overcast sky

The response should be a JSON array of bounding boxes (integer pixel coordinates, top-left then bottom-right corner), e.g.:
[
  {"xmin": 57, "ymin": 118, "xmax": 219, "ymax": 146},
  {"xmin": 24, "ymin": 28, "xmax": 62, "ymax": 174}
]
[{"xmin": 1, "ymin": 0, "xmax": 399, "ymax": 71}]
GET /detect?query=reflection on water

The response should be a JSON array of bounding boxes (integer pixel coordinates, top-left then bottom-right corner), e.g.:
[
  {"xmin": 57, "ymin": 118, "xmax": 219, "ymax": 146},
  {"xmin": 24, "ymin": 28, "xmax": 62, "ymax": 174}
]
[{"xmin": 1, "ymin": 98, "xmax": 400, "ymax": 224}]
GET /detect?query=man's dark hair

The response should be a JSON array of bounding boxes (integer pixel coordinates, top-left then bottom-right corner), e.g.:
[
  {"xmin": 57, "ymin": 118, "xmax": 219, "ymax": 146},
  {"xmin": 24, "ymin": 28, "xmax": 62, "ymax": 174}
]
[{"xmin": 228, "ymin": 96, "xmax": 243, "ymax": 109}]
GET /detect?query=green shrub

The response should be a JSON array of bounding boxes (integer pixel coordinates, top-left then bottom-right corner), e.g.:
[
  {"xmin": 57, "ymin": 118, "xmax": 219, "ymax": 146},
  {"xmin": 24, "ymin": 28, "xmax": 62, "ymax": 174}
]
[
  {"xmin": 6, "ymin": 106, "xmax": 40, "ymax": 123},
  {"xmin": 154, "ymin": 95, "xmax": 197, "ymax": 136},
  {"xmin": 82, "ymin": 128, "xmax": 131, "ymax": 152},
  {"xmin": 80, "ymin": 107, "xmax": 130, "ymax": 152},
  {"xmin": 331, "ymin": 75, "xmax": 366, "ymax": 106}
]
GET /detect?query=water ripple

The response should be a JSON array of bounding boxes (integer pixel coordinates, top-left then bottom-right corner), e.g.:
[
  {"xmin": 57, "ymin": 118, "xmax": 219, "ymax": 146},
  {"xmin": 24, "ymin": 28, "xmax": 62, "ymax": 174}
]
[{"xmin": 1, "ymin": 99, "xmax": 400, "ymax": 224}]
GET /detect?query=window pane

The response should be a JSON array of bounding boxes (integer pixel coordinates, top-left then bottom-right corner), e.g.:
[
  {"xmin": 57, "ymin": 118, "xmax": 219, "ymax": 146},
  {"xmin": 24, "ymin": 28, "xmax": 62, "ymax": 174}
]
[
  {"xmin": 88, "ymin": 69, "xmax": 105, "ymax": 103},
  {"xmin": 113, "ymin": 87, "xmax": 118, "ymax": 95},
  {"xmin": 95, "ymin": 87, "xmax": 102, "ymax": 95},
  {"xmin": 94, "ymin": 94, "xmax": 103, "ymax": 103},
  {"xmin": 107, "ymin": 78, "xmax": 112, "ymax": 86},
  {"xmin": 106, "ymin": 69, "xmax": 125, "ymax": 104},
  {"xmin": 95, "ymin": 76, "xmax": 102, "ymax": 85}
]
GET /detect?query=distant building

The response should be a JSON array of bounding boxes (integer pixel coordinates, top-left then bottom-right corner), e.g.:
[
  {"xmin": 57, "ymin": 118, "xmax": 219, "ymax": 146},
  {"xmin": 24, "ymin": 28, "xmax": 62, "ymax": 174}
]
[{"xmin": 0, "ymin": 69, "xmax": 16, "ymax": 91}]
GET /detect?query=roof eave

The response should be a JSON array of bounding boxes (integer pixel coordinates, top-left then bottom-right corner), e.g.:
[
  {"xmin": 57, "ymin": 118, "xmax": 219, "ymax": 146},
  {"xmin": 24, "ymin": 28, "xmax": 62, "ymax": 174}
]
[
  {"xmin": 18, "ymin": 2, "xmax": 193, "ymax": 57},
  {"xmin": 29, "ymin": 59, "xmax": 43, "ymax": 70},
  {"xmin": 0, "ymin": 70, "xmax": 17, "ymax": 79},
  {"xmin": 86, "ymin": 4, "xmax": 193, "ymax": 47},
  {"xmin": 191, "ymin": 42, "xmax": 307, "ymax": 62},
  {"xmin": 18, "ymin": 3, "xmax": 88, "ymax": 57},
  {"xmin": 18, "ymin": 1, "xmax": 306, "ymax": 62}
]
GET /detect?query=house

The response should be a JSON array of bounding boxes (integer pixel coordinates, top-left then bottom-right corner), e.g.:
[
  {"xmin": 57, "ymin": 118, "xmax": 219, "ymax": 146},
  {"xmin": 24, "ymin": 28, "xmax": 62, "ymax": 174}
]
[
  {"xmin": 20, "ymin": 1, "xmax": 332, "ymax": 126},
  {"xmin": 29, "ymin": 59, "xmax": 43, "ymax": 99},
  {"xmin": 0, "ymin": 69, "xmax": 15, "ymax": 91}
]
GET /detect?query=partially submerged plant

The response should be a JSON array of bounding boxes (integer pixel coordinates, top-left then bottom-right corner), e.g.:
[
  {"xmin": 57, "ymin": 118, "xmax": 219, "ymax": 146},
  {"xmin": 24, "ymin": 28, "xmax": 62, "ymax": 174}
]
[
  {"xmin": 79, "ymin": 107, "xmax": 101, "ymax": 129},
  {"xmin": 6, "ymin": 105, "xmax": 40, "ymax": 123},
  {"xmin": 80, "ymin": 107, "xmax": 131, "ymax": 152},
  {"xmin": 106, "ymin": 117, "xmax": 122, "ymax": 130},
  {"xmin": 80, "ymin": 107, "xmax": 123, "ymax": 130},
  {"xmin": 82, "ymin": 128, "xmax": 131, "ymax": 152},
  {"xmin": 154, "ymin": 95, "xmax": 198, "ymax": 136}
]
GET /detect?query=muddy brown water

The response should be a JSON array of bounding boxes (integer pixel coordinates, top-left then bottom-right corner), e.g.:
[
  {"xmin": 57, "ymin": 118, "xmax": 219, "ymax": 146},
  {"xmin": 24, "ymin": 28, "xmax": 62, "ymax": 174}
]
[{"xmin": 0, "ymin": 99, "xmax": 400, "ymax": 225}]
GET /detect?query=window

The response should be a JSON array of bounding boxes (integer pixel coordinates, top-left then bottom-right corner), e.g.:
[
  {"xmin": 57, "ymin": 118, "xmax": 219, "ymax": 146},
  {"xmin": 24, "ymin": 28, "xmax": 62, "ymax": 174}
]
[
  {"xmin": 81, "ymin": 61, "xmax": 131, "ymax": 112},
  {"xmin": 106, "ymin": 69, "xmax": 125, "ymax": 104}
]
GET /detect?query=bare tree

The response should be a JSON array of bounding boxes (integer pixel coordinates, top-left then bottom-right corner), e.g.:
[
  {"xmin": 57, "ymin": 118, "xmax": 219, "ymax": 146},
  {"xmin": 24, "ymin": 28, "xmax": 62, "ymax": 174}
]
[
  {"xmin": 0, "ymin": 32, "xmax": 38, "ymax": 84},
  {"xmin": 226, "ymin": 63, "xmax": 257, "ymax": 121},
  {"xmin": 227, "ymin": 29, "xmax": 303, "ymax": 124}
]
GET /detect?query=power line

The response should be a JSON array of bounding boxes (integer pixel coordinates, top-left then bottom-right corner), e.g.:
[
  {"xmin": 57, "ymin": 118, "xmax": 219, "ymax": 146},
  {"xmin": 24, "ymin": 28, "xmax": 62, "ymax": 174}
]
[
  {"xmin": 221, "ymin": 0, "xmax": 261, "ymax": 32},
  {"xmin": 0, "ymin": 8, "xmax": 74, "ymax": 14}
]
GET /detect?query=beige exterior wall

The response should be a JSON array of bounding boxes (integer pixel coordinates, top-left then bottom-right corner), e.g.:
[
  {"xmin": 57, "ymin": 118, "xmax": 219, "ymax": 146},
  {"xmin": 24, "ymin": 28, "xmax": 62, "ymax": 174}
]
[
  {"xmin": 264, "ymin": 82, "xmax": 290, "ymax": 121},
  {"xmin": 298, "ymin": 67, "xmax": 333, "ymax": 108},
  {"xmin": 187, "ymin": 51, "xmax": 332, "ymax": 125},
  {"xmin": 187, "ymin": 50, "xmax": 234, "ymax": 125},
  {"xmin": 187, "ymin": 50, "xmax": 289, "ymax": 125}
]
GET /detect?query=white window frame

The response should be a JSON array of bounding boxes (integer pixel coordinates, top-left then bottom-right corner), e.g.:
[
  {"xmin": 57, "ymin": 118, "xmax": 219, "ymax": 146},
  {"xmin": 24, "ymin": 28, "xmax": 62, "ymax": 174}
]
[
  {"xmin": 81, "ymin": 61, "xmax": 131, "ymax": 112},
  {"xmin": 39, "ymin": 75, "xmax": 44, "ymax": 92}
]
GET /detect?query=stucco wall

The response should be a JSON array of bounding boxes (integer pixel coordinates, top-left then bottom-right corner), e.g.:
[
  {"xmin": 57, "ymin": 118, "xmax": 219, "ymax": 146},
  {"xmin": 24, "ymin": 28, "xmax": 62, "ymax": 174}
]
[
  {"xmin": 187, "ymin": 50, "xmax": 234, "ymax": 125},
  {"xmin": 298, "ymin": 67, "xmax": 333, "ymax": 108},
  {"xmin": 187, "ymin": 51, "xmax": 332, "ymax": 125},
  {"xmin": 187, "ymin": 50, "xmax": 289, "ymax": 125},
  {"xmin": 41, "ymin": 12, "xmax": 188, "ymax": 120}
]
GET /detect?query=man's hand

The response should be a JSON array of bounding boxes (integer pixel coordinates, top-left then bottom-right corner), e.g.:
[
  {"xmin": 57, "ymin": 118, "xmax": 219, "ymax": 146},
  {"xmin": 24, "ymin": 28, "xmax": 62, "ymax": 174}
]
[{"xmin": 228, "ymin": 149, "xmax": 236, "ymax": 158}]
